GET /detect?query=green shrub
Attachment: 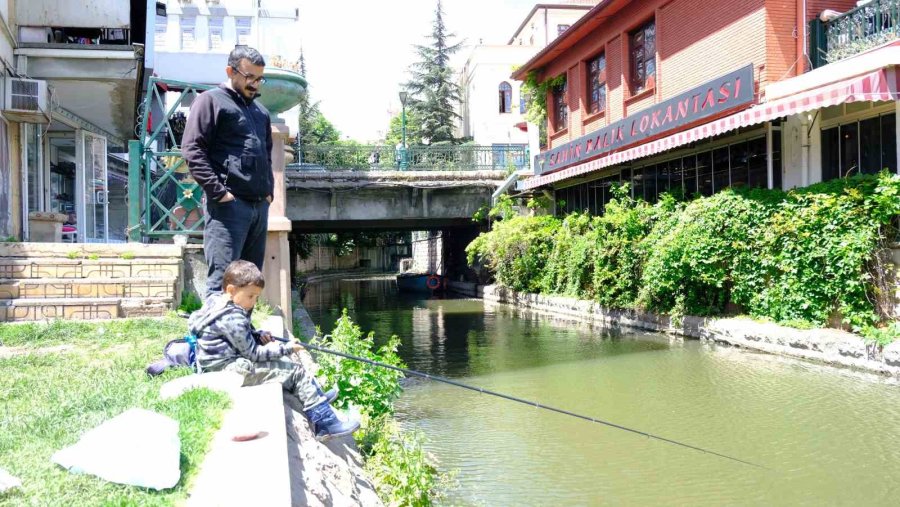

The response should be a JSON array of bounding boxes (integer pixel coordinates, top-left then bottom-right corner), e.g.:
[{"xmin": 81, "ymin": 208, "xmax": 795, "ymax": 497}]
[
  {"xmin": 469, "ymin": 172, "xmax": 900, "ymax": 333},
  {"xmin": 313, "ymin": 310, "xmax": 404, "ymax": 419},
  {"xmin": 466, "ymin": 215, "xmax": 560, "ymax": 293},
  {"xmin": 178, "ymin": 291, "xmax": 202, "ymax": 314},
  {"xmin": 312, "ymin": 311, "xmax": 452, "ymax": 505}
]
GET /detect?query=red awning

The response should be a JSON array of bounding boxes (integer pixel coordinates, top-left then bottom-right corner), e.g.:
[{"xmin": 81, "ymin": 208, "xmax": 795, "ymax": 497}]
[{"xmin": 522, "ymin": 67, "xmax": 899, "ymax": 190}]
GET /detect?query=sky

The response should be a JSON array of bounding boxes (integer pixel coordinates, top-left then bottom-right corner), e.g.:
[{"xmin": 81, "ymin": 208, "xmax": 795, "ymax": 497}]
[{"xmin": 297, "ymin": 0, "xmax": 546, "ymax": 142}]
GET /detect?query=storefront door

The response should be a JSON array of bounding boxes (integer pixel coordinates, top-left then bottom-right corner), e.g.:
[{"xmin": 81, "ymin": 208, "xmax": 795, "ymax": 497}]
[{"xmin": 76, "ymin": 131, "xmax": 108, "ymax": 243}]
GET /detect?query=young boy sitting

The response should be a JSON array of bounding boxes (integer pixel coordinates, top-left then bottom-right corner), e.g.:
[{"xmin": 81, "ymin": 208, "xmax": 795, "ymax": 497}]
[{"xmin": 188, "ymin": 260, "xmax": 359, "ymax": 441}]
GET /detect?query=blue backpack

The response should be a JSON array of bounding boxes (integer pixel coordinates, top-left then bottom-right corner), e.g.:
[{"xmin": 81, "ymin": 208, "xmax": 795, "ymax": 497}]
[{"xmin": 146, "ymin": 335, "xmax": 199, "ymax": 376}]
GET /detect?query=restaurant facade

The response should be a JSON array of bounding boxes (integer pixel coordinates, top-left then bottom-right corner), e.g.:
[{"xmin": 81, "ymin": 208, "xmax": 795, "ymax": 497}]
[{"xmin": 511, "ymin": 0, "xmax": 900, "ymax": 215}]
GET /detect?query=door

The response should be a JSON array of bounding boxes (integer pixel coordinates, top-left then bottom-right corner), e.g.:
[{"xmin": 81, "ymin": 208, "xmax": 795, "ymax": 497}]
[{"xmin": 77, "ymin": 131, "xmax": 108, "ymax": 243}]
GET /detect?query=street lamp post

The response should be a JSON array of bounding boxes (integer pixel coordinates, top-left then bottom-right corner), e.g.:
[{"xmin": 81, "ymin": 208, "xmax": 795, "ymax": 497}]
[{"xmin": 398, "ymin": 91, "xmax": 409, "ymax": 170}]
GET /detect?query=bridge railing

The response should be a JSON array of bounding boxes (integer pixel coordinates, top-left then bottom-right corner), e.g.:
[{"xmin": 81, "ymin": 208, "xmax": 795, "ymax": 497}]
[{"xmin": 292, "ymin": 144, "xmax": 528, "ymax": 171}]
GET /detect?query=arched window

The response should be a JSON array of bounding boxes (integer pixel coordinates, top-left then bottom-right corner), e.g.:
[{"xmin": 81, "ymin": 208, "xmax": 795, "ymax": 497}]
[{"xmin": 499, "ymin": 82, "xmax": 512, "ymax": 113}]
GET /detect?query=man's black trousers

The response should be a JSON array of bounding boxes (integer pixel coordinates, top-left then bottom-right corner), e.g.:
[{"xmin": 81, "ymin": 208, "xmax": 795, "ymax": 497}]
[{"xmin": 203, "ymin": 196, "xmax": 269, "ymax": 298}]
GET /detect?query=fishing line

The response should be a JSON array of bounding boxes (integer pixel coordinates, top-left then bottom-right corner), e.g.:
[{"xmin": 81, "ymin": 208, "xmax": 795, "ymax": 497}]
[{"xmin": 280, "ymin": 336, "xmax": 768, "ymax": 470}]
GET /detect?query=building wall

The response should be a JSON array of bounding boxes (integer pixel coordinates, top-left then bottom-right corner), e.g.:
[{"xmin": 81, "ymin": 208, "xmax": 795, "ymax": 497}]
[
  {"xmin": 458, "ymin": 45, "xmax": 533, "ymax": 145},
  {"xmin": 510, "ymin": 6, "xmax": 593, "ymax": 48},
  {"xmin": 17, "ymin": 0, "xmax": 129, "ymax": 28},
  {"xmin": 543, "ymin": 0, "xmax": 777, "ymax": 150},
  {"xmin": 0, "ymin": 0, "xmax": 17, "ymax": 238}
]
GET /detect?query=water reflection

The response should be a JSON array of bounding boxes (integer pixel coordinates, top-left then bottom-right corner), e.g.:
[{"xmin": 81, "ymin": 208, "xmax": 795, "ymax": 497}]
[{"xmin": 303, "ymin": 277, "xmax": 900, "ymax": 506}]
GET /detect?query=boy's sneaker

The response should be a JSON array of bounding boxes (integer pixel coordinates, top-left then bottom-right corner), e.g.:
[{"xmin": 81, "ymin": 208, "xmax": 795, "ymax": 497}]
[{"xmin": 304, "ymin": 403, "xmax": 360, "ymax": 442}]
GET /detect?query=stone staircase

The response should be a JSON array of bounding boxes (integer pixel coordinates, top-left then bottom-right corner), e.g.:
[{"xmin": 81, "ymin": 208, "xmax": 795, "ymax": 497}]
[{"xmin": 0, "ymin": 242, "xmax": 183, "ymax": 322}]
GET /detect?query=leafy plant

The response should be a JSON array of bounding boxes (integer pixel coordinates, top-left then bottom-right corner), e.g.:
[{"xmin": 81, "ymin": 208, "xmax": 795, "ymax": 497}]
[
  {"xmin": 467, "ymin": 172, "xmax": 900, "ymax": 334},
  {"xmin": 120, "ymin": 252, "xmax": 135, "ymax": 260},
  {"xmin": 66, "ymin": 251, "xmax": 79, "ymax": 260},
  {"xmin": 312, "ymin": 310, "xmax": 404, "ymax": 419},
  {"xmin": 87, "ymin": 253, "xmax": 100, "ymax": 261},
  {"xmin": 862, "ymin": 322, "xmax": 900, "ymax": 347},
  {"xmin": 178, "ymin": 291, "xmax": 202, "ymax": 314}
]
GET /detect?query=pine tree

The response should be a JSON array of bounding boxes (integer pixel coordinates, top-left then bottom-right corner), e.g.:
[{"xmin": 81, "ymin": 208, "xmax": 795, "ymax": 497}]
[{"xmin": 405, "ymin": 0, "xmax": 463, "ymax": 145}]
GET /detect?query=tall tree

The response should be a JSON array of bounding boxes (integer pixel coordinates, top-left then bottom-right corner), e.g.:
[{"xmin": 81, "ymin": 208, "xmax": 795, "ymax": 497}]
[{"xmin": 405, "ymin": 0, "xmax": 463, "ymax": 145}]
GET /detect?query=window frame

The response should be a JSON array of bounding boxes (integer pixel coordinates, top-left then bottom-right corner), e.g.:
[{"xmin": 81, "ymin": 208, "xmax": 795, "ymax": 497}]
[
  {"xmin": 236, "ymin": 17, "xmax": 252, "ymax": 46},
  {"xmin": 154, "ymin": 16, "xmax": 167, "ymax": 49},
  {"xmin": 498, "ymin": 82, "xmax": 513, "ymax": 114},
  {"xmin": 180, "ymin": 16, "xmax": 196, "ymax": 51},
  {"xmin": 629, "ymin": 19, "xmax": 657, "ymax": 95},
  {"xmin": 551, "ymin": 78, "xmax": 568, "ymax": 133},
  {"xmin": 587, "ymin": 52, "xmax": 607, "ymax": 116},
  {"xmin": 208, "ymin": 17, "xmax": 224, "ymax": 51}
]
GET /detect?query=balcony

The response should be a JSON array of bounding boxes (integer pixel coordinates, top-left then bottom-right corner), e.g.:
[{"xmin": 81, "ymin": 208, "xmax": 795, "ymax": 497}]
[{"xmin": 810, "ymin": 0, "xmax": 900, "ymax": 68}]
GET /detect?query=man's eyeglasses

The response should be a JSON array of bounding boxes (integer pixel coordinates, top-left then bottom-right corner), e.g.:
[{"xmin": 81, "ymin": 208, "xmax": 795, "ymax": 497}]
[{"xmin": 231, "ymin": 66, "xmax": 267, "ymax": 85}]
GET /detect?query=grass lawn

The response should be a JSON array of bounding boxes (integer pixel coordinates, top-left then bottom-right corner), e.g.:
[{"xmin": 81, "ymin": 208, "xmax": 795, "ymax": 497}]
[{"xmin": 0, "ymin": 317, "xmax": 231, "ymax": 506}]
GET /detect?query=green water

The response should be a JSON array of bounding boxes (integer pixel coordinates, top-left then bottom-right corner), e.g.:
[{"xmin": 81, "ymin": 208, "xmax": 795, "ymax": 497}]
[{"xmin": 303, "ymin": 277, "xmax": 900, "ymax": 506}]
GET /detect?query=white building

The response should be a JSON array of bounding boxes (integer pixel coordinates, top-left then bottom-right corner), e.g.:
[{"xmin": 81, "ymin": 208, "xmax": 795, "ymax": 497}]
[
  {"xmin": 456, "ymin": 2, "xmax": 595, "ymax": 156},
  {"xmin": 153, "ymin": 0, "xmax": 304, "ymax": 133}
]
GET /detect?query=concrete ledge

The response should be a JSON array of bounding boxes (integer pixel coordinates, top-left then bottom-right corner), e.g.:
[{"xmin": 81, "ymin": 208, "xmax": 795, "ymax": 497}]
[
  {"xmin": 483, "ymin": 285, "xmax": 900, "ymax": 377},
  {"xmin": 188, "ymin": 383, "xmax": 292, "ymax": 507},
  {"xmin": 0, "ymin": 242, "xmax": 183, "ymax": 258}
]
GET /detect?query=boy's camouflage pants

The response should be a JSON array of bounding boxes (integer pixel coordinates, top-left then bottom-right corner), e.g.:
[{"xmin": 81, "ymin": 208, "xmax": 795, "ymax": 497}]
[{"xmin": 220, "ymin": 357, "xmax": 325, "ymax": 410}]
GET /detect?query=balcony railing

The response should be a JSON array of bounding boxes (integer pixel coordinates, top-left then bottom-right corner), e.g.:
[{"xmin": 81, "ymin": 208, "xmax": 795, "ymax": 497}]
[
  {"xmin": 809, "ymin": 0, "xmax": 900, "ymax": 68},
  {"xmin": 291, "ymin": 144, "xmax": 528, "ymax": 172}
]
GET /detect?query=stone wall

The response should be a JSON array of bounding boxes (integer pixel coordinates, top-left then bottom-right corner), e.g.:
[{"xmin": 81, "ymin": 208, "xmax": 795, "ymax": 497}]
[
  {"xmin": 410, "ymin": 231, "xmax": 443, "ymax": 275},
  {"xmin": 483, "ymin": 285, "xmax": 900, "ymax": 376}
]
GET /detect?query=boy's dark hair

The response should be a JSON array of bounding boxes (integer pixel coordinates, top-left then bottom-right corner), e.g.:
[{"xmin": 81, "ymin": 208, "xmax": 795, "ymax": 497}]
[
  {"xmin": 223, "ymin": 260, "xmax": 265, "ymax": 290},
  {"xmin": 228, "ymin": 46, "xmax": 266, "ymax": 68}
]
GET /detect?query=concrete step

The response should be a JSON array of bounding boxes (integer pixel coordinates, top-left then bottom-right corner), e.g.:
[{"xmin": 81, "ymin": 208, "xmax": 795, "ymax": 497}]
[
  {"xmin": 0, "ymin": 242, "xmax": 182, "ymax": 259},
  {"xmin": 187, "ymin": 383, "xmax": 291, "ymax": 507},
  {"xmin": 0, "ymin": 258, "xmax": 181, "ymax": 279},
  {"xmin": 0, "ymin": 297, "xmax": 172, "ymax": 321},
  {"xmin": 0, "ymin": 277, "xmax": 177, "ymax": 300}
]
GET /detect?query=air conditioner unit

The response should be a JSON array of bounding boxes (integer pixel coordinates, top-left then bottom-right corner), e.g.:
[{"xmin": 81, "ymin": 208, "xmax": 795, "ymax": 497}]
[{"xmin": 3, "ymin": 77, "xmax": 50, "ymax": 124}]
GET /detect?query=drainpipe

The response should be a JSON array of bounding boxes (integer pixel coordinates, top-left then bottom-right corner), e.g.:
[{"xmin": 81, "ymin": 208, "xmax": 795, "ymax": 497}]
[
  {"xmin": 797, "ymin": 0, "xmax": 808, "ymax": 75},
  {"xmin": 801, "ymin": 115, "xmax": 810, "ymax": 187}
]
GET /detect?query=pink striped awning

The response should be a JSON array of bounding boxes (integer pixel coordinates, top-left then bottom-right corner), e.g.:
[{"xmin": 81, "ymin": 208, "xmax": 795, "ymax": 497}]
[{"xmin": 521, "ymin": 67, "xmax": 899, "ymax": 190}]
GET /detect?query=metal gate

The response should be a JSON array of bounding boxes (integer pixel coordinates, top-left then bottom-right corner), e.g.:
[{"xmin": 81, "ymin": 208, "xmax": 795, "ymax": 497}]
[{"xmin": 128, "ymin": 77, "xmax": 213, "ymax": 241}]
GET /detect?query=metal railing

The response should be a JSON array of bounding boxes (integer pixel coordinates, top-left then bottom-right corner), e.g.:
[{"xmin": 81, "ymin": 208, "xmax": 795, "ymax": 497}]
[
  {"xmin": 810, "ymin": 0, "xmax": 900, "ymax": 68},
  {"xmin": 292, "ymin": 144, "xmax": 528, "ymax": 171}
]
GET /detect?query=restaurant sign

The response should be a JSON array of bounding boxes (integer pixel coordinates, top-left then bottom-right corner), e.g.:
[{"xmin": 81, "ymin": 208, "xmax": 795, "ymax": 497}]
[{"xmin": 537, "ymin": 64, "xmax": 754, "ymax": 175}]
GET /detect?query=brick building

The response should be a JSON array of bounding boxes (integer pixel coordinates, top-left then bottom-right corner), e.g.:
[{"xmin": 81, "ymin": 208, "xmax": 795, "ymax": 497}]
[{"xmin": 511, "ymin": 0, "xmax": 899, "ymax": 215}]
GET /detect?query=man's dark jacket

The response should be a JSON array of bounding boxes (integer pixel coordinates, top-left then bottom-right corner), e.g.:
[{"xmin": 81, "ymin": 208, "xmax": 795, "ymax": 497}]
[{"xmin": 182, "ymin": 84, "xmax": 274, "ymax": 202}]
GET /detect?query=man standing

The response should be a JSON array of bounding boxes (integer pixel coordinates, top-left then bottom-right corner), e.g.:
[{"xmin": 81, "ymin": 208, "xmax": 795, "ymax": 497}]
[{"xmin": 182, "ymin": 46, "xmax": 274, "ymax": 297}]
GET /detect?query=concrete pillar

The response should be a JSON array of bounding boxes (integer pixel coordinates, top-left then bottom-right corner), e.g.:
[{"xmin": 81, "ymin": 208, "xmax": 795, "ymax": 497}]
[{"xmin": 264, "ymin": 123, "xmax": 293, "ymax": 332}]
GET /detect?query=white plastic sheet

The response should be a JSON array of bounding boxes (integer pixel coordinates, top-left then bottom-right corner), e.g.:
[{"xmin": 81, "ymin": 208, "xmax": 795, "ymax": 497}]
[{"xmin": 52, "ymin": 408, "xmax": 181, "ymax": 490}]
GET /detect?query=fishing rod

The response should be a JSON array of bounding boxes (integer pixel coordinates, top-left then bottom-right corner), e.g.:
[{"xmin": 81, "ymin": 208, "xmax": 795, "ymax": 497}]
[{"xmin": 280, "ymin": 335, "xmax": 767, "ymax": 470}]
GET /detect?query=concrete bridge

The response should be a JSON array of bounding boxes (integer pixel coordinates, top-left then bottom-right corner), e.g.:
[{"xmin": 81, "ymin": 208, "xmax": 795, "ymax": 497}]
[{"xmin": 286, "ymin": 169, "xmax": 508, "ymax": 232}]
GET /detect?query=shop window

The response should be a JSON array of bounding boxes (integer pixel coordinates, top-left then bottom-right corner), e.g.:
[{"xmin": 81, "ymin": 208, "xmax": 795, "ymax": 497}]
[
  {"xmin": 643, "ymin": 164, "xmax": 658, "ymax": 202},
  {"xmin": 587, "ymin": 53, "xmax": 607, "ymax": 115},
  {"xmin": 840, "ymin": 123, "xmax": 859, "ymax": 178},
  {"xmin": 630, "ymin": 20, "xmax": 656, "ymax": 94},
  {"xmin": 657, "ymin": 161, "xmax": 671, "ymax": 196},
  {"xmin": 208, "ymin": 17, "xmax": 224, "ymax": 50},
  {"xmin": 236, "ymin": 17, "xmax": 252, "ymax": 46},
  {"xmin": 180, "ymin": 17, "xmax": 196, "ymax": 50},
  {"xmin": 822, "ymin": 127, "xmax": 840, "ymax": 181},
  {"xmin": 631, "ymin": 167, "xmax": 643, "ymax": 199},
  {"xmin": 666, "ymin": 158, "xmax": 682, "ymax": 197},
  {"xmin": 748, "ymin": 137, "xmax": 767, "ymax": 188},
  {"xmin": 552, "ymin": 79, "xmax": 568, "ymax": 131},
  {"xmin": 499, "ymin": 82, "xmax": 512, "ymax": 113},
  {"xmin": 880, "ymin": 114, "xmax": 897, "ymax": 173},
  {"xmin": 24, "ymin": 124, "xmax": 42, "ymax": 214},
  {"xmin": 682, "ymin": 155, "xmax": 698, "ymax": 197},
  {"xmin": 772, "ymin": 130, "xmax": 783, "ymax": 190},
  {"xmin": 712, "ymin": 147, "xmax": 730, "ymax": 192},
  {"xmin": 822, "ymin": 113, "xmax": 896, "ymax": 181},
  {"xmin": 697, "ymin": 151, "xmax": 713, "ymax": 196},
  {"xmin": 730, "ymin": 141, "xmax": 749, "ymax": 187}
]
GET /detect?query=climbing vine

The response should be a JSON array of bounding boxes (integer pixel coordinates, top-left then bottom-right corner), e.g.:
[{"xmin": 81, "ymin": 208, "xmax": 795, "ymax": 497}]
[
  {"xmin": 467, "ymin": 172, "xmax": 900, "ymax": 341},
  {"xmin": 520, "ymin": 71, "xmax": 566, "ymax": 147}
]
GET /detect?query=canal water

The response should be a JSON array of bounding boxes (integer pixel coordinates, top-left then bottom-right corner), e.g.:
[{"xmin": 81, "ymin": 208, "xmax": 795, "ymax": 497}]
[{"xmin": 303, "ymin": 277, "xmax": 900, "ymax": 506}]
